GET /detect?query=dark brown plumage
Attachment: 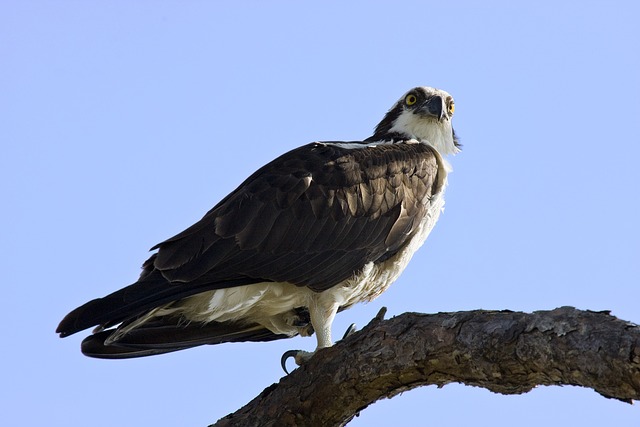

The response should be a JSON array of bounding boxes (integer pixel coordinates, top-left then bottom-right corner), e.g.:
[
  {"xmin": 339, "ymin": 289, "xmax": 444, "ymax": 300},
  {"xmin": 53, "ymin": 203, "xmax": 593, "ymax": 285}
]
[{"xmin": 57, "ymin": 86, "xmax": 459, "ymax": 360}]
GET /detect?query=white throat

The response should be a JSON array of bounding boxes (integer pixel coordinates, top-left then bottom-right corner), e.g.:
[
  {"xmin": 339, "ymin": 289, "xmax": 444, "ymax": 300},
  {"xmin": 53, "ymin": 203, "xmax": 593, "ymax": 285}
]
[{"xmin": 389, "ymin": 111, "xmax": 459, "ymax": 156}]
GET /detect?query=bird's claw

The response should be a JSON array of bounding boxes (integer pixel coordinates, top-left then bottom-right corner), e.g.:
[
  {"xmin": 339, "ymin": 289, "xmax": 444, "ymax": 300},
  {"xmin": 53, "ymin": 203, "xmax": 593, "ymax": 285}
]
[
  {"xmin": 341, "ymin": 323, "xmax": 357, "ymax": 340},
  {"xmin": 281, "ymin": 324, "xmax": 357, "ymax": 374},
  {"xmin": 280, "ymin": 349, "xmax": 317, "ymax": 374},
  {"xmin": 281, "ymin": 349, "xmax": 303, "ymax": 374}
]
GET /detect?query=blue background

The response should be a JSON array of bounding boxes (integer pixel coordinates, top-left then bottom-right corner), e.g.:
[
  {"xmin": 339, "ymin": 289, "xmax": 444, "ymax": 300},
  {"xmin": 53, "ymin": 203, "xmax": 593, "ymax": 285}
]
[{"xmin": 2, "ymin": 2, "xmax": 639, "ymax": 425}]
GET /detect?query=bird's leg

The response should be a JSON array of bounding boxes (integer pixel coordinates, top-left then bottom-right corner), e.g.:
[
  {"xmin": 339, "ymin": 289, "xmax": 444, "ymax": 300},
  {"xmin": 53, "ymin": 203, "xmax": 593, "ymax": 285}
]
[
  {"xmin": 310, "ymin": 297, "xmax": 338, "ymax": 349},
  {"xmin": 281, "ymin": 296, "xmax": 339, "ymax": 374}
]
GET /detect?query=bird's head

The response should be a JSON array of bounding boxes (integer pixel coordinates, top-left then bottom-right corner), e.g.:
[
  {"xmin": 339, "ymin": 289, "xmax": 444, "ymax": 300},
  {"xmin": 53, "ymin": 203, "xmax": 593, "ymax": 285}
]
[{"xmin": 370, "ymin": 86, "xmax": 460, "ymax": 155}]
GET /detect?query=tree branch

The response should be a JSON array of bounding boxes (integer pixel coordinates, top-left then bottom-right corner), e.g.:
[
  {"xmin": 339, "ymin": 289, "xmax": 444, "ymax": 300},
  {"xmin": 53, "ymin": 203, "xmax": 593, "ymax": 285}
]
[{"xmin": 212, "ymin": 307, "xmax": 640, "ymax": 427}]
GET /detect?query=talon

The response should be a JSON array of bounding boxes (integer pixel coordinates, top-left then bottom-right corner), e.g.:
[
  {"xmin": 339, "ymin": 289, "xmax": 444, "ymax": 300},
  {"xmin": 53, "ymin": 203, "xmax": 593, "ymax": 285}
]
[
  {"xmin": 342, "ymin": 323, "xmax": 357, "ymax": 340},
  {"xmin": 281, "ymin": 350, "xmax": 302, "ymax": 374}
]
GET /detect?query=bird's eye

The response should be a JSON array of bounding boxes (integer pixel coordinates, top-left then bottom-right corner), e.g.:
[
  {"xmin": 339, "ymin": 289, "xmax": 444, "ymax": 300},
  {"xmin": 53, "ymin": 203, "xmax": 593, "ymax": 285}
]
[
  {"xmin": 405, "ymin": 94, "xmax": 417, "ymax": 106},
  {"xmin": 448, "ymin": 102, "xmax": 455, "ymax": 115}
]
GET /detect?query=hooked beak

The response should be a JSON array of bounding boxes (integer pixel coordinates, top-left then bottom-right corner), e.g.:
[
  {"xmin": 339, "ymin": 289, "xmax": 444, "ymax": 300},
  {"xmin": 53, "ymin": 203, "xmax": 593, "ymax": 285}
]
[{"xmin": 419, "ymin": 95, "xmax": 445, "ymax": 121}]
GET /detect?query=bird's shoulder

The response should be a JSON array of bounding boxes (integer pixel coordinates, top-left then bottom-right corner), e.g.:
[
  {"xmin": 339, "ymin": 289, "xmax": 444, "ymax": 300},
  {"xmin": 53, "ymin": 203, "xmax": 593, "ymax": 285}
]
[
  {"xmin": 239, "ymin": 140, "xmax": 442, "ymax": 190},
  {"xmin": 157, "ymin": 140, "xmax": 442, "ymax": 240}
]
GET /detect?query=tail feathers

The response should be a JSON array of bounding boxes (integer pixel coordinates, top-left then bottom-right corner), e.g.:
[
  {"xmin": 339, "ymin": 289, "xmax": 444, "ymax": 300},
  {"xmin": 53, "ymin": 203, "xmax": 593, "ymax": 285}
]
[
  {"xmin": 56, "ymin": 270, "xmax": 257, "ymax": 338},
  {"xmin": 81, "ymin": 331, "xmax": 186, "ymax": 359},
  {"xmin": 57, "ymin": 270, "xmax": 172, "ymax": 337},
  {"xmin": 80, "ymin": 320, "xmax": 290, "ymax": 359}
]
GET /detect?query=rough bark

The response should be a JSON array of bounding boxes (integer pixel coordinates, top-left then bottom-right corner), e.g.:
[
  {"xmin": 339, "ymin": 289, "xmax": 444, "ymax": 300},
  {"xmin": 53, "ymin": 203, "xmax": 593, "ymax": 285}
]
[{"xmin": 212, "ymin": 307, "xmax": 640, "ymax": 427}]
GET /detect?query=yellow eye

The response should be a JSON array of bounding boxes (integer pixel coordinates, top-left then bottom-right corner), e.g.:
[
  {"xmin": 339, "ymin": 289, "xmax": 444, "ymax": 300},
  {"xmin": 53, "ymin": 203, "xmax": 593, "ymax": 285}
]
[
  {"xmin": 405, "ymin": 94, "xmax": 417, "ymax": 106},
  {"xmin": 448, "ymin": 102, "xmax": 455, "ymax": 115}
]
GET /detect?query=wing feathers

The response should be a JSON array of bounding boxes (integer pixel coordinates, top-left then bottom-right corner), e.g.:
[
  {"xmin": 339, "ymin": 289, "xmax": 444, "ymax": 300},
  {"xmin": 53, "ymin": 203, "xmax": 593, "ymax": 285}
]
[{"xmin": 59, "ymin": 141, "xmax": 445, "ymax": 339}]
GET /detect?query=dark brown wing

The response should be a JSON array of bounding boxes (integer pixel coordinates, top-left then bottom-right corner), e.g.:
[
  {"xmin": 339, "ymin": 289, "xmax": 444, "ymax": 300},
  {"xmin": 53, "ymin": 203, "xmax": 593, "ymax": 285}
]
[
  {"xmin": 57, "ymin": 141, "xmax": 443, "ymax": 338},
  {"xmin": 152, "ymin": 142, "xmax": 443, "ymax": 290}
]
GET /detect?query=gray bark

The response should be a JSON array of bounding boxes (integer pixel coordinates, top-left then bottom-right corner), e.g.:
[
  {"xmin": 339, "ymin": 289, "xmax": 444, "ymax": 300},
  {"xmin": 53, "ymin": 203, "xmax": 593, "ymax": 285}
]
[{"xmin": 212, "ymin": 307, "xmax": 640, "ymax": 427}]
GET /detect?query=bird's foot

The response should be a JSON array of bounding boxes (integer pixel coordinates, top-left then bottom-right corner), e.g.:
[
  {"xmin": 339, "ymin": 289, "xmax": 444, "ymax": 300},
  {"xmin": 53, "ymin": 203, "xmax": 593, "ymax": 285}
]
[
  {"xmin": 284, "ymin": 308, "xmax": 314, "ymax": 337},
  {"xmin": 280, "ymin": 349, "xmax": 315, "ymax": 374},
  {"xmin": 280, "ymin": 324, "xmax": 358, "ymax": 374}
]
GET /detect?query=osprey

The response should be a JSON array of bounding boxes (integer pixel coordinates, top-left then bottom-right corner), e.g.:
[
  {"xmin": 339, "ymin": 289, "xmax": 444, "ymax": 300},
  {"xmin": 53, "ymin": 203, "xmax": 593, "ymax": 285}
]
[{"xmin": 57, "ymin": 86, "xmax": 460, "ymax": 368}]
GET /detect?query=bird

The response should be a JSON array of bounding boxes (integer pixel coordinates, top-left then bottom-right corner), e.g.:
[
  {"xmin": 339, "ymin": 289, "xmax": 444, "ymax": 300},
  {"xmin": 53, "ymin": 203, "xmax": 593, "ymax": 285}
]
[{"xmin": 57, "ymin": 86, "xmax": 460, "ymax": 369}]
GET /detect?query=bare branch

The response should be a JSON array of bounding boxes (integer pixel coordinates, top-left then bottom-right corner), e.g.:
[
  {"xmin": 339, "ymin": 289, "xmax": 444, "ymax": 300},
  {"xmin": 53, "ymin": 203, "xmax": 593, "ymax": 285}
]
[{"xmin": 212, "ymin": 307, "xmax": 640, "ymax": 427}]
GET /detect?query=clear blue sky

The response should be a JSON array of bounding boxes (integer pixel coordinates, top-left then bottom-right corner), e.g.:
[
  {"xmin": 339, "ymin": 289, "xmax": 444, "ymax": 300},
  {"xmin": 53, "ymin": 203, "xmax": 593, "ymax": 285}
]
[{"xmin": 2, "ymin": 2, "xmax": 639, "ymax": 426}]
